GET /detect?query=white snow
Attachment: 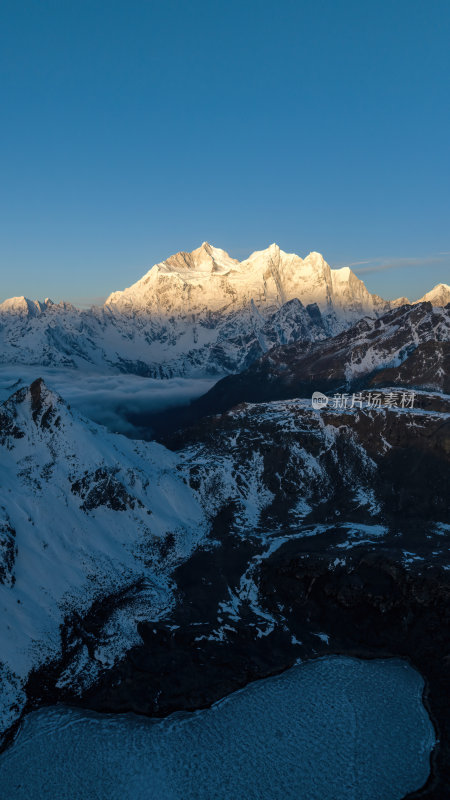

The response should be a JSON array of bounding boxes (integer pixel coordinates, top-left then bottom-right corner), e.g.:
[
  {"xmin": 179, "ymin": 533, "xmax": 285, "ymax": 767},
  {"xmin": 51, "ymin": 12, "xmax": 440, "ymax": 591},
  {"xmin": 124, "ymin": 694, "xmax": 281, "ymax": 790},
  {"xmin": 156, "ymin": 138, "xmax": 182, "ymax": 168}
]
[
  {"xmin": 1, "ymin": 244, "xmax": 448, "ymax": 379},
  {"xmin": 0, "ymin": 382, "xmax": 207, "ymax": 735},
  {"xmin": 414, "ymin": 283, "xmax": 450, "ymax": 306},
  {"xmin": 0, "ymin": 242, "xmax": 407, "ymax": 379},
  {"xmin": 313, "ymin": 632, "xmax": 330, "ymax": 644},
  {"xmin": 105, "ymin": 242, "xmax": 389, "ymax": 323}
]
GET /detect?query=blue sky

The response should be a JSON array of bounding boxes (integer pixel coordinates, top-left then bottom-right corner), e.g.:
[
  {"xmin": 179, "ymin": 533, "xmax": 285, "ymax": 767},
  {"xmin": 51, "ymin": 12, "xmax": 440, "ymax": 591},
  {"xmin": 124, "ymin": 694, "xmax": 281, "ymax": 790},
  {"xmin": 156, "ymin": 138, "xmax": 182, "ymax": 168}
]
[{"xmin": 1, "ymin": 0, "xmax": 449, "ymax": 305}]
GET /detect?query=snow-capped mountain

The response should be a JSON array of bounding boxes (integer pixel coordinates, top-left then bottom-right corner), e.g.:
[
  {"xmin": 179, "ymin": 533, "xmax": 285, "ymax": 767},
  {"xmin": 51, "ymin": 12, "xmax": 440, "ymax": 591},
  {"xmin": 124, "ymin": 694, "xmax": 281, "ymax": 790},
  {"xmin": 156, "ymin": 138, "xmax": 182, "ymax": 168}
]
[
  {"xmin": 0, "ymin": 243, "xmax": 447, "ymax": 378},
  {"xmin": 0, "ymin": 245, "xmax": 449, "ymax": 790},
  {"xmin": 0, "ymin": 378, "xmax": 207, "ymax": 738},
  {"xmin": 105, "ymin": 242, "xmax": 389, "ymax": 323},
  {"xmin": 415, "ymin": 282, "xmax": 450, "ymax": 306},
  {"xmin": 2, "ymin": 242, "xmax": 445, "ymax": 379},
  {"xmin": 0, "ymin": 292, "xmax": 329, "ymax": 377},
  {"xmin": 391, "ymin": 282, "xmax": 450, "ymax": 308}
]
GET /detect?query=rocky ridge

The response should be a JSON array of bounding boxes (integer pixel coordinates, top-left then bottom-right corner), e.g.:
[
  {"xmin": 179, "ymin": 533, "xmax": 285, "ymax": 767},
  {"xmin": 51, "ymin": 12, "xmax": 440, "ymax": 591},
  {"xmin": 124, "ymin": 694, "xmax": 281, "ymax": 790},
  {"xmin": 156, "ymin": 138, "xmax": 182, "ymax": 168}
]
[{"xmin": 156, "ymin": 301, "xmax": 449, "ymax": 431}]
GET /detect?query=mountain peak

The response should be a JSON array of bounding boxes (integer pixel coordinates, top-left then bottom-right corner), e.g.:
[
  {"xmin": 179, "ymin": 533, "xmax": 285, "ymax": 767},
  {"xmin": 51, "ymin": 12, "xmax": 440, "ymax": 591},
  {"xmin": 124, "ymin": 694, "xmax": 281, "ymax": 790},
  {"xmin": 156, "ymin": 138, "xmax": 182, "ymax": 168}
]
[
  {"xmin": 1, "ymin": 241, "xmax": 448, "ymax": 380},
  {"xmin": 415, "ymin": 283, "xmax": 450, "ymax": 306},
  {"xmin": 0, "ymin": 297, "xmax": 55, "ymax": 316},
  {"xmin": 2, "ymin": 378, "xmax": 65, "ymax": 435},
  {"xmin": 29, "ymin": 377, "xmax": 54, "ymax": 413},
  {"xmin": 0, "ymin": 296, "xmax": 35, "ymax": 315},
  {"xmin": 307, "ymin": 250, "xmax": 325, "ymax": 259},
  {"xmin": 104, "ymin": 243, "xmax": 384, "ymax": 321},
  {"xmin": 190, "ymin": 241, "xmax": 235, "ymax": 264},
  {"xmin": 392, "ymin": 296, "xmax": 411, "ymax": 307}
]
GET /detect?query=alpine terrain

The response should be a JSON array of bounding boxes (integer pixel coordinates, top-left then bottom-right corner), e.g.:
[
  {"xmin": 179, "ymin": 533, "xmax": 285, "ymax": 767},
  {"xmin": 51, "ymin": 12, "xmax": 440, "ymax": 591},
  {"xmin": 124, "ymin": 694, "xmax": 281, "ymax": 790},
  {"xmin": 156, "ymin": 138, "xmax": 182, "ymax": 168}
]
[
  {"xmin": 1, "ymin": 242, "xmax": 448, "ymax": 377},
  {"xmin": 0, "ymin": 244, "xmax": 449, "ymax": 798}
]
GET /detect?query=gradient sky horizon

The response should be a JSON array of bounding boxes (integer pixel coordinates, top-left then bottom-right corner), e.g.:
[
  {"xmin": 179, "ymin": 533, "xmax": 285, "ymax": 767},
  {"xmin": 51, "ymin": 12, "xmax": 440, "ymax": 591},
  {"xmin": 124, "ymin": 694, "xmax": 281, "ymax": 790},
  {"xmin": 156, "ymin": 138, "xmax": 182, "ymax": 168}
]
[{"xmin": 1, "ymin": 0, "xmax": 449, "ymax": 306}]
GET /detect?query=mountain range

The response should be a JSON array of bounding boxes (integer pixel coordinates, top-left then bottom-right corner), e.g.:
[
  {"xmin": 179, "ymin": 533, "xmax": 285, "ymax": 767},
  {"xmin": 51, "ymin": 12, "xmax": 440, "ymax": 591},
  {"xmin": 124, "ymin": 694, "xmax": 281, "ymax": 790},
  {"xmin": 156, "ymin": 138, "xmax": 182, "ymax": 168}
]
[
  {"xmin": 1, "ymin": 243, "xmax": 450, "ymax": 794},
  {"xmin": 192, "ymin": 301, "xmax": 450, "ymax": 412},
  {"xmin": 1, "ymin": 242, "xmax": 449, "ymax": 377},
  {"xmin": 0, "ymin": 372, "xmax": 449, "ymax": 782}
]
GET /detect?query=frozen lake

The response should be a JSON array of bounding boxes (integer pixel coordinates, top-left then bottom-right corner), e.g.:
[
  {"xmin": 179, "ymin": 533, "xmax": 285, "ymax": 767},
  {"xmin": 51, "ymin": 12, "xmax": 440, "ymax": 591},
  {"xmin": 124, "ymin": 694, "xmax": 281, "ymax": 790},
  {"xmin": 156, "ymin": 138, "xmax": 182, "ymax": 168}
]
[{"xmin": 0, "ymin": 656, "xmax": 435, "ymax": 800}]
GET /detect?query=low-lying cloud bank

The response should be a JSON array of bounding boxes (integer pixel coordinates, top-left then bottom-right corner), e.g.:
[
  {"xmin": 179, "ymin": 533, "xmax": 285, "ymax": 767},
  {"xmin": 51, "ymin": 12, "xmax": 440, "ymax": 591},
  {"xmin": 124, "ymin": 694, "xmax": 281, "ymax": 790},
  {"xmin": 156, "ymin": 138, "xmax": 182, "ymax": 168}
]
[{"xmin": 0, "ymin": 368, "xmax": 217, "ymax": 438}]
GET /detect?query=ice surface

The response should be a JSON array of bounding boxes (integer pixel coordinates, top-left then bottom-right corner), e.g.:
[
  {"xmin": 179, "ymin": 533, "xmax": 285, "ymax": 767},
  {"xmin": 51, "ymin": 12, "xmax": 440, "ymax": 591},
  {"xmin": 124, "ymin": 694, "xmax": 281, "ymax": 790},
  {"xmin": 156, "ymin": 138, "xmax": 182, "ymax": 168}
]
[{"xmin": 0, "ymin": 656, "xmax": 434, "ymax": 800}]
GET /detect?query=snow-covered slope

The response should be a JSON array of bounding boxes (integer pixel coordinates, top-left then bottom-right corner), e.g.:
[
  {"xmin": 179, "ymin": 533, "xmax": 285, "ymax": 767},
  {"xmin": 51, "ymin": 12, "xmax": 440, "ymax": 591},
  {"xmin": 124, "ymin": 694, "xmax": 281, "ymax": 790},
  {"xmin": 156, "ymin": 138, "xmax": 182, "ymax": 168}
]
[
  {"xmin": 0, "ymin": 379, "xmax": 206, "ymax": 736},
  {"xmin": 0, "ymin": 293, "xmax": 328, "ymax": 377}
]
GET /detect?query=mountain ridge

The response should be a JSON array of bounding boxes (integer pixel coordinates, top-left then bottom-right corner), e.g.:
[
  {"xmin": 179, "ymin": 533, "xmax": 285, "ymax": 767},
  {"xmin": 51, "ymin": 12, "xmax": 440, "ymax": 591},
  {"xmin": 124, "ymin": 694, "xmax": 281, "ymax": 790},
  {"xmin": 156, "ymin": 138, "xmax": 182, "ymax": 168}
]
[
  {"xmin": 0, "ymin": 244, "xmax": 448, "ymax": 378},
  {"xmin": 104, "ymin": 242, "xmax": 389, "ymax": 320},
  {"xmin": 141, "ymin": 301, "xmax": 450, "ymax": 437},
  {"xmin": 3, "ymin": 244, "xmax": 447, "ymax": 313},
  {"xmin": 0, "ymin": 376, "xmax": 207, "ymax": 736}
]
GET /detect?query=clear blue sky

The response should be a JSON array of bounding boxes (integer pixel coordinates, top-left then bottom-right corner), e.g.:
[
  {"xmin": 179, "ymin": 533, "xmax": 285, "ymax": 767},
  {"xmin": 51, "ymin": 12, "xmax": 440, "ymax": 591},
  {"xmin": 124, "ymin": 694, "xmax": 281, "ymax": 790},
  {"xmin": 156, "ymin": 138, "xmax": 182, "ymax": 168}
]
[{"xmin": 1, "ymin": 0, "xmax": 449, "ymax": 305}]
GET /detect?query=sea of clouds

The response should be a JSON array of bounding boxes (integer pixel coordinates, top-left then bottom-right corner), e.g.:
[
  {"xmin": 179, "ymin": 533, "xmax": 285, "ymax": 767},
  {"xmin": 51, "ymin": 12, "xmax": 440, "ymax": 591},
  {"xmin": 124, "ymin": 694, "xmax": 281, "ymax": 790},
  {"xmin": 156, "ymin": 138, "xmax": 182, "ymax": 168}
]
[{"xmin": 0, "ymin": 367, "xmax": 217, "ymax": 439}]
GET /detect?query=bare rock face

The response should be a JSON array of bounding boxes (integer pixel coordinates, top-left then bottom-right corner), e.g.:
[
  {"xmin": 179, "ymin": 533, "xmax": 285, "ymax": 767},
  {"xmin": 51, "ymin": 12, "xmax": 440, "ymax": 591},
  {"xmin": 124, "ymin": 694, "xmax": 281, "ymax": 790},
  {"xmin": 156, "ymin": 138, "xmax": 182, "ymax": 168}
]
[
  {"xmin": 371, "ymin": 340, "xmax": 450, "ymax": 394},
  {"xmin": 0, "ymin": 518, "xmax": 16, "ymax": 588}
]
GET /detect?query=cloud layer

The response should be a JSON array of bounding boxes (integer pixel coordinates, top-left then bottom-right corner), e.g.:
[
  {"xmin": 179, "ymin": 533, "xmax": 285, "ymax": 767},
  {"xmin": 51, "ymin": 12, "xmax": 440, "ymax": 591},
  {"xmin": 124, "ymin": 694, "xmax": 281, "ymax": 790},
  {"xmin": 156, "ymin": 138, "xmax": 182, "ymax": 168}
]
[
  {"xmin": 0, "ymin": 368, "xmax": 217, "ymax": 439},
  {"xmin": 339, "ymin": 252, "xmax": 450, "ymax": 278}
]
